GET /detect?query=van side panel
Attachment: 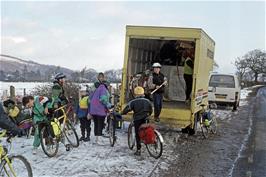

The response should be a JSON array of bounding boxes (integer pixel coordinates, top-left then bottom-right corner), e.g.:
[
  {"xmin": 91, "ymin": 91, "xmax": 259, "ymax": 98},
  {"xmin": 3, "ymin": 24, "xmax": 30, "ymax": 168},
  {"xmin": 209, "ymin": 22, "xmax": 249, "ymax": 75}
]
[
  {"xmin": 120, "ymin": 36, "xmax": 130, "ymax": 108},
  {"xmin": 193, "ymin": 32, "xmax": 215, "ymax": 114}
]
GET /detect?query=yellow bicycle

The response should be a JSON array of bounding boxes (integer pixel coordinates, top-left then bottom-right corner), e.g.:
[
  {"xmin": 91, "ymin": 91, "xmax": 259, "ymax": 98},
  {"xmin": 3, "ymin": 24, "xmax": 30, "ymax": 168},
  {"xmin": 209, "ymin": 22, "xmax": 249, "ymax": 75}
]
[
  {"xmin": 39, "ymin": 105, "xmax": 79, "ymax": 157},
  {"xmin": 0, "ymin": 130, "xmax": 33, "ymax": 177}
]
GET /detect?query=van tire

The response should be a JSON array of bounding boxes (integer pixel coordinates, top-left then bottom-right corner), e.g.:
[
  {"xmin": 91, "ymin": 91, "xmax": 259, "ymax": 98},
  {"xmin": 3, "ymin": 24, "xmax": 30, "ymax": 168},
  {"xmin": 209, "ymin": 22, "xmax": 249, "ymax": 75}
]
[
  {"xmin": 182, "ymin": 114, "xmax": 198, "ymax": 135},
  {"xmin": 233, "ymin": 101, "xmax": 238, "ymax": 111}
]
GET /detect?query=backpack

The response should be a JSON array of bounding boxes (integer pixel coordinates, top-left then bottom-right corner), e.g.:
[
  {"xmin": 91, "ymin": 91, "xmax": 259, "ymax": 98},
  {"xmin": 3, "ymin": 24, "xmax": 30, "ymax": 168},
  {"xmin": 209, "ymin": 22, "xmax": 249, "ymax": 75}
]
[{"xmin": 79, "ymin": 96, "xmax": 89, "ymax": 109}]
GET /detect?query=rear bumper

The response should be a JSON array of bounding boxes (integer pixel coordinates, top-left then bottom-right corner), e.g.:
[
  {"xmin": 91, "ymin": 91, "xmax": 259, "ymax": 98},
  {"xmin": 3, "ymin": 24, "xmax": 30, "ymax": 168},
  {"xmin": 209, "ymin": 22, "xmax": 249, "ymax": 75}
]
[{"xmin": 209, "ymin": 100, "xmax": 236, "ymax": 106}]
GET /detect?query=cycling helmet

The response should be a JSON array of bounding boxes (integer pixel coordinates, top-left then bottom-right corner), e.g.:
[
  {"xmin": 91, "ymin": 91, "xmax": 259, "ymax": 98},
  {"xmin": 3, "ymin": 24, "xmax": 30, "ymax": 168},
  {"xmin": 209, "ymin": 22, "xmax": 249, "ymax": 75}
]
[{"xmin": 54, "ymin": 73, "xmax": 66, "ymax": 80}]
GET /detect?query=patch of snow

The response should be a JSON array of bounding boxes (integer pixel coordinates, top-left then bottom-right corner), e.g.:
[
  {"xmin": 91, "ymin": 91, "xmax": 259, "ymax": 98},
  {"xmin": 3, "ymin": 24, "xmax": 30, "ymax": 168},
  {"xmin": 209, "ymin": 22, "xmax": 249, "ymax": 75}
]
[{"xmin": 239, "ymin": 88, "xmax": 252, "ymax": 106}]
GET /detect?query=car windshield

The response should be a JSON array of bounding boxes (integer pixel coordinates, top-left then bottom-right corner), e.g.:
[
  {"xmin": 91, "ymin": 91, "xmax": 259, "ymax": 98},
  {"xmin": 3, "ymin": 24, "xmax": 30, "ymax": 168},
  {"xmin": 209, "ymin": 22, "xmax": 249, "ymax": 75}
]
[{"xmin": 209, "ymin": 75, "xmax": 235, "ymax": 88}]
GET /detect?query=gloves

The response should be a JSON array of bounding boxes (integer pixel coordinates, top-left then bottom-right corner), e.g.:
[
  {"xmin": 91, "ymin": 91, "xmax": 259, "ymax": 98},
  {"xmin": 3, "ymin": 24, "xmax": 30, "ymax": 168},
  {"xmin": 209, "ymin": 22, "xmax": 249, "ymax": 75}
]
[{"xmin": 106, "ymin": 103, "xmax": 113, "ymax": 109}]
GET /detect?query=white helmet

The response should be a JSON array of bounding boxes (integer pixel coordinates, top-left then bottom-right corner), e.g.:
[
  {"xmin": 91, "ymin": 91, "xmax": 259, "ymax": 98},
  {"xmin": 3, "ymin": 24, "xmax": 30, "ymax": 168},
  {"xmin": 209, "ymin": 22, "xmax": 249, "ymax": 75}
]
[
  {"xmin": 152, "ymin": 62, "xmax": 162, "ymax": 68},
  {"xmin": 80, "ymin": 86, "xmax": 87, "ymax": 92}
]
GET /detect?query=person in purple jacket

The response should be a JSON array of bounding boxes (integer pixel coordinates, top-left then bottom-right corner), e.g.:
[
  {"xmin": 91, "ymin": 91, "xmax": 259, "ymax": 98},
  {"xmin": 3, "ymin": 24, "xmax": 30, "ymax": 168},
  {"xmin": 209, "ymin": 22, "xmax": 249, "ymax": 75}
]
[{"xmin": 89, "ymin": 73, "xmax": 112, "ymax": 145}]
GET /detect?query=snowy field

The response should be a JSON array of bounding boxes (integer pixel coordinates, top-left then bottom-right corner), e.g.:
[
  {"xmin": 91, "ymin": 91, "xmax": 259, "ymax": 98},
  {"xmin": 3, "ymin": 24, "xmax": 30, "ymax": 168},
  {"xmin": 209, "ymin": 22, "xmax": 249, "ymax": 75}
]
[
  {"xmin": 0, "ymin": 81, "xmax": 119, "ymax": 99},
  {"xmin": 0, "ymin": 82, "xmax": 254, "ymax": 177}
]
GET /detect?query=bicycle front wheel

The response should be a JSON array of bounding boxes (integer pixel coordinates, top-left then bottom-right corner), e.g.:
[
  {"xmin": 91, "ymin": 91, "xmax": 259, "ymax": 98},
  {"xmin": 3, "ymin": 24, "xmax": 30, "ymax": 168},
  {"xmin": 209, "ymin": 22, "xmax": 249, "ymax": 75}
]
[
  {"xmin": 108, "ymin": 115, "xmax": 116, "ymax": 147},
  {"xmin": 146, "ymin": 130, "xmax": 163, "ymax": 159},
  {"xmin": 1, "ymin": 155, "xmax": 33, "ymax": 177},
  {"xmin": 127, "ymin": 122, "xmax": 135, "ymax": 150},
  {"xmin": 64, "ymin": 121, "xmax": 79, "ymax": 148},
  {"xmin": 40, "ymin": 125, "xmax": 59, "ymax": 157}
]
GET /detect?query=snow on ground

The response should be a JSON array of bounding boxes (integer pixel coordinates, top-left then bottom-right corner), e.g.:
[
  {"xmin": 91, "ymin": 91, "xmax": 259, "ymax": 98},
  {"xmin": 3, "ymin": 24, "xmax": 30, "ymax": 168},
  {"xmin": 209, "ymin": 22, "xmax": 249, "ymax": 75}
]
[
  {"xmin": 212, "ymin": 88, "xmax": 252, "ymax": 121},
  {"xmin": 9, "ymin": 124, "xmax": 178, "ymax": 177},
  {"xmin": 239, "ymin": 88, "xmax": 252, "ymax": 106}
]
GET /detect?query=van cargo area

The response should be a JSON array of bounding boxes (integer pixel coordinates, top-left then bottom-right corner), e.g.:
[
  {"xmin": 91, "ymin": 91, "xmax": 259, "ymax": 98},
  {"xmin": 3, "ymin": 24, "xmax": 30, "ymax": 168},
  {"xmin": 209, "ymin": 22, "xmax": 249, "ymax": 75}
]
[{"xmin": 126, "ymin": 38, "xmax": 196, "ymax": 110}]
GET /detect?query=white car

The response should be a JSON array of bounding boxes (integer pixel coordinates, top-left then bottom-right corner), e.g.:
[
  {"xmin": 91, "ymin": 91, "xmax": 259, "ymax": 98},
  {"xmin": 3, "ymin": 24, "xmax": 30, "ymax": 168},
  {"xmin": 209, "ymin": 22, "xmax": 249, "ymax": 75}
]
[{"xmin": 208, "ymin": 73, "xmax": 241, "ymax": 110}]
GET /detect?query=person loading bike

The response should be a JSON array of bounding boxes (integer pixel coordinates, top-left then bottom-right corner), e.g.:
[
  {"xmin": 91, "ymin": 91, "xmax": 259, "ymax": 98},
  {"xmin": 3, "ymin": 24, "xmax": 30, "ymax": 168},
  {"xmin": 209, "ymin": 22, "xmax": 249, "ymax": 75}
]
[
  {"xmin": 121, "ymin": 86, "xmax": 153, "ymax": 156},
  {"xmin": 0, "ymin": 101, "xmax": 25, "ymax": 136}
]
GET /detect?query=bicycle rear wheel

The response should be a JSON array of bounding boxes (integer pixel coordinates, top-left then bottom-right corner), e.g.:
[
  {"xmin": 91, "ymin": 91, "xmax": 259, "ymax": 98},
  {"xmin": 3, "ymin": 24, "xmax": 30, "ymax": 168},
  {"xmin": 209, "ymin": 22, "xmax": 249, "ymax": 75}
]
[
  {"xmin": 146, "ymin": 130, "xmax": 163, "ymax": 159},
  {"xmin": 127, "ymin": 122, "xmax": 135, "ymax": 150},
  {"xmin": 108, "ymin": 115, "xmax": 116, "ymax": 147},
  {"xmin": 64, "ymin": 121, "xmax": 79, "ymax": 148},
  {"xmin": 210, "ymin": 116, "xmax": 218, "ymax": 134},
  {"xmin": 40, "ymin": 126, "xmax": 59, "ymax": 157},
  {"xmin": 200, "ymin": 122, "xmax": 209, "ymax": 139},
  {"xmin": 1, "ymin": 155, "xmax": 33, "ymax": 177}
]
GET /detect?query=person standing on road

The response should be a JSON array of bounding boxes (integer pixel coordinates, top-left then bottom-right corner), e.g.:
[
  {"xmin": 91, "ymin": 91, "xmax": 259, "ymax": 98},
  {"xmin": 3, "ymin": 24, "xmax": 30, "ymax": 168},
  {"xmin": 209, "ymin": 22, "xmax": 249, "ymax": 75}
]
[
  {"xmin": 183, "ymin": 50, "xmax": 194, "ymax": 104},
  {"xmin": 121, "ymin": 86, "xmax": 153, "ymax": 156},
  {"xmin": 89, "ymin": 73, "xmax": 112, "ymax": 145},
  {"xmin": 148, "ymin": 63, "xmax": 167, "ymax": 122}
]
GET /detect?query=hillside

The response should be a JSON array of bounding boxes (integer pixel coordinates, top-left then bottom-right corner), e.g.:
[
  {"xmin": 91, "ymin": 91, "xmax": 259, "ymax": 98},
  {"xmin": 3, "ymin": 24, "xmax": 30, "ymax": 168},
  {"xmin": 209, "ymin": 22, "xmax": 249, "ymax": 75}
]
[{"xmin": 0, "ymin": 54, "xmax": 121, "ymax": 82}]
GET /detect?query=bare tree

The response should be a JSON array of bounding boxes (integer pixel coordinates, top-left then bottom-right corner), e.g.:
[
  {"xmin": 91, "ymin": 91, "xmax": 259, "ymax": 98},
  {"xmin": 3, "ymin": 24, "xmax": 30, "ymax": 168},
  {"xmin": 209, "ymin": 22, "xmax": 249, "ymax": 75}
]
[
  {"xmin": 234, "ymin": 57, "xmax": 248, "ymax": 82},
  {"xmin": 235, "ymin": 49, "xmax": 265, "ymax": 84}
]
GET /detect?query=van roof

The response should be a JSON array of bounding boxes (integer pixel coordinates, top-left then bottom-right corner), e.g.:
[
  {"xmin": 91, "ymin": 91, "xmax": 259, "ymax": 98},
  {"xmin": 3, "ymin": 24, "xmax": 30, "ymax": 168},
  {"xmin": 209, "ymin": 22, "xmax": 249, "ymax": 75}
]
[
  {"xmin": 210, "ymin": 73, "xmax": 236, "ymax": 77},
  {"xmin": 126, "ymin": 25, "xmax": 215, "ymax": 44}
]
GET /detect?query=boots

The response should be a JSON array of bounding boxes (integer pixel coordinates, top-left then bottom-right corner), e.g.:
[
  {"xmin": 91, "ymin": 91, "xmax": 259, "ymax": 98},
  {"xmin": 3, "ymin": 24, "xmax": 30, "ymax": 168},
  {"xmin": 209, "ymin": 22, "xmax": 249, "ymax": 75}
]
[
  {"xmin": 134, "ymin": 149, "xmax": 141, "ymax": 156},
  {"xmin": 79, "ymin": 136, "xmax": 85, "ymax": 141},
  {"xmin": 154, "ymin": 116, "xmax": 160, "ymax": 122},
  {"xmin": 84, "ymin": 136, "xmax": 90, "ymax": 142}
]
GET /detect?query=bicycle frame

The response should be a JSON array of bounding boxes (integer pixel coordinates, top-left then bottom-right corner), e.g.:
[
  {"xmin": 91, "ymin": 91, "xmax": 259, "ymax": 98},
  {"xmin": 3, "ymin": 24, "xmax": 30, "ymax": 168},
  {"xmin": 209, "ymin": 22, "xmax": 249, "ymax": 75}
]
[
  {"xmin": 0, "ymin": 131, "xmax": 17, "ymax": 177},
  {"xmin": 52, "ymin": 105, "xmax": 68, "ymax": 134}
]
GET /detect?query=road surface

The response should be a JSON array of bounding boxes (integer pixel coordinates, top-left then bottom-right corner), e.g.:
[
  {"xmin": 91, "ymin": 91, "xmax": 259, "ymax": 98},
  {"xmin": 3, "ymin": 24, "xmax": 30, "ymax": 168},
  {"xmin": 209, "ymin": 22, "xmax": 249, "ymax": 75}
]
[{"xmin": 232, "ymin": 87, "xmax": 266, "ymax": 177}]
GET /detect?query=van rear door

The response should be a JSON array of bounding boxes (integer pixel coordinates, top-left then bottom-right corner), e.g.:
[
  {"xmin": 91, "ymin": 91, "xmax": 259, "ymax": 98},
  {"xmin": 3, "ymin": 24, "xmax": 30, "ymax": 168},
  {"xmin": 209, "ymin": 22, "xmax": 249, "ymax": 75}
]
[{"xmin": 208, "ymin": 74, "xmax": 236, "ymax": 103}]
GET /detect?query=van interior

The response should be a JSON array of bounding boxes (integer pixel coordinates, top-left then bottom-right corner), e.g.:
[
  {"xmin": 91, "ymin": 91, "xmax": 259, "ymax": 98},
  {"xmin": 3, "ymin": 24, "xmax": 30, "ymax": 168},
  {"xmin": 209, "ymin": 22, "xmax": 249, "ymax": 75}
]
[{"xmin": 126, "ymin": 38, "xmax": 196, "ymax": 109}]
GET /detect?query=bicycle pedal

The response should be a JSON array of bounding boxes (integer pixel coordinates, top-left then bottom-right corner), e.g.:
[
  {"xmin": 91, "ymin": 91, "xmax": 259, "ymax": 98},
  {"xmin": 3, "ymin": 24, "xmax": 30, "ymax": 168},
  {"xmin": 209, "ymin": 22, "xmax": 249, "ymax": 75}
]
[{"xmin": 65, "ymin": 144, "xmax": 71, "ymax": 151}]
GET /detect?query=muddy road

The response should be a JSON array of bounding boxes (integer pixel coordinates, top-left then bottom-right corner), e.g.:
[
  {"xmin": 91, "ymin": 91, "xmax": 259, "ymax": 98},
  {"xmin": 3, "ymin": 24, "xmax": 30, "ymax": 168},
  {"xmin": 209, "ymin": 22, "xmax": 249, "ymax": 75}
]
[{"xmin": 151, "ymin": 87, "xmax": 264, "ymax": 177}]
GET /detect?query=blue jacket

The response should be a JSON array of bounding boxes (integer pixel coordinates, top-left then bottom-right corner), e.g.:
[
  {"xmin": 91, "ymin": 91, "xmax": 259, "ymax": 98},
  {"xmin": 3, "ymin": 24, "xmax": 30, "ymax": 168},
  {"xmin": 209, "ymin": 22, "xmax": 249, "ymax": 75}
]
[{"xmin": 75, "ymin": 96, "xmax": 89, "ymax": 118}]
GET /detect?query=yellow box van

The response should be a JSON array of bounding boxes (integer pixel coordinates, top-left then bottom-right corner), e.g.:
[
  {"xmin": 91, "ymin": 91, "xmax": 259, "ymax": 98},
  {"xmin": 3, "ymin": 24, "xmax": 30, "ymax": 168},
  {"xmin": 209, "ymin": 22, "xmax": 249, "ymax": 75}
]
[{"xmin": 119, "ymin": 25, "xmax": 215, "ymax": 133}]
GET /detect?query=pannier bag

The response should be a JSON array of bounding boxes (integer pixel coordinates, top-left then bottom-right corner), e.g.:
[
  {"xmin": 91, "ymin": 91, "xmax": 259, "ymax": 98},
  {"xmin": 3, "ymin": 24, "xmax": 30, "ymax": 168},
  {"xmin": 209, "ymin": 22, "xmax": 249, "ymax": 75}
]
[
  {"xmin": 51, "ymin": 118, "xmax": 60, "ymax": 137},
  {"xmin": 139, "ymin": 123, "xmax": 156, "ymax": 144}
]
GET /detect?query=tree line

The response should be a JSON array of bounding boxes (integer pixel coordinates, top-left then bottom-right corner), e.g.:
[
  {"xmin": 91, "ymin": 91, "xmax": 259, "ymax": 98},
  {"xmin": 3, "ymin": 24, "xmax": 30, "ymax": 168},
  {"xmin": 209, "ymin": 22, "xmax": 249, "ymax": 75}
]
[{"xmin": 234, "ymin": 49, "xmax": 266, "ymax": 85}]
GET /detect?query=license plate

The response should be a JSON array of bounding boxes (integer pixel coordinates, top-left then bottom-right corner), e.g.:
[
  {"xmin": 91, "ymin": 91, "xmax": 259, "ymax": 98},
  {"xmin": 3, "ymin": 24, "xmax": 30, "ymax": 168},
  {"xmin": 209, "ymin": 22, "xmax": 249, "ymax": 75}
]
[{"xmin": 215, "ymin": 95, "xmax": 226, "ymax": 99}]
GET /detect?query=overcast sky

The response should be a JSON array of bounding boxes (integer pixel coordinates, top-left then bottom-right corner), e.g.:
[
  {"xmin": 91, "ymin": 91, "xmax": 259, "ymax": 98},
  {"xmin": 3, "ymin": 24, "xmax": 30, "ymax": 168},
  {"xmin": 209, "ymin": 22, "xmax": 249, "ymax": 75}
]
[{"xmin": 1, "ymin": 1, "xmax": 265, "ymax": 73}]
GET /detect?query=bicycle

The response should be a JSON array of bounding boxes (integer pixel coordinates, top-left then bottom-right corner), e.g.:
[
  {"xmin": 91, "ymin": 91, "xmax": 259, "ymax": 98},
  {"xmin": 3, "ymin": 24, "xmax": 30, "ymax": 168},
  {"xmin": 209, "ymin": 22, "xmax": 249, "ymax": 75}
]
[
  {"xmin": 198, "ymin": 104, "xmax": 218, "ymax": 139},
  {"xmin": 65, "ymin": 100, "xmax": 77, "ymax": 126},
  {"xmin": 127, "ymin": 119, "xmax": 164, "ymax": 159},
  {"xmin": 0, "ymin": 130, "xmax": 33, "ymax": 177},
  {"xmin": 39, "ymin": 105, "xmax": 79, "ymax": 157},
  {"xmin": 104, "ymin": 103, "xmax": 123, "ymax": 147}
]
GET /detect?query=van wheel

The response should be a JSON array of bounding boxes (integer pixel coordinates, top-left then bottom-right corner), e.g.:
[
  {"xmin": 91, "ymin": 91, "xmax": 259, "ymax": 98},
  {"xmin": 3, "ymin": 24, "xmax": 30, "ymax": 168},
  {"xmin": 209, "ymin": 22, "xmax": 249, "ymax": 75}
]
[
  {"xmin": 233, "ymin": 102, "xmax": 238, "ymax": 111},
  {"xmin": 182, "ymin": 114, "xmax": 198, "ymax": 135}
]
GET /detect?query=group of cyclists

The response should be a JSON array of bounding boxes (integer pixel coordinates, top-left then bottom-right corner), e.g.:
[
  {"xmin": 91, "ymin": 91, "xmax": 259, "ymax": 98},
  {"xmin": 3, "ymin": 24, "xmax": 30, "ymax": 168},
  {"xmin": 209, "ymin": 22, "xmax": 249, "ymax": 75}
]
[{"xmin": 0, "ymin": 64, "xmax": 165, "ymax": 157}]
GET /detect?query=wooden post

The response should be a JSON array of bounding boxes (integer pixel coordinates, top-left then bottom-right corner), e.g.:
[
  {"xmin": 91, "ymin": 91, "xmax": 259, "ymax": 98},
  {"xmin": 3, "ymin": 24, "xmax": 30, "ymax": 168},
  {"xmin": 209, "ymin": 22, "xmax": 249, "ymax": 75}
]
[{"xmin": 10, "ymin": 85, "xmax": 15, "ymax": 100}]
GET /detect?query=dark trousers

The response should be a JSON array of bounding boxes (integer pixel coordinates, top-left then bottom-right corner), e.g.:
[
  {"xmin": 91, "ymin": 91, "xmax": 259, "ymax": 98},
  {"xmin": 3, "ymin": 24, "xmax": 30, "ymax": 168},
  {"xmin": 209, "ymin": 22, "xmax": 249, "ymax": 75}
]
[
  {"xmin": 153, "ymin": 93, "xmax": 163, "ymax": 118},
  {"xmin": 93, "ymin": 115, "xmax": 105, "ymax": 136},
  {"xmin": 134, "ymin": 118, "xmax": 147, "ymax": 150},
  {"xmin": 184, "ymin": 74, "xmax": 193, "ymax": 100},
  {"xmin": 80, "ymin": 117, "xmax": 91, "ymax": 138}
]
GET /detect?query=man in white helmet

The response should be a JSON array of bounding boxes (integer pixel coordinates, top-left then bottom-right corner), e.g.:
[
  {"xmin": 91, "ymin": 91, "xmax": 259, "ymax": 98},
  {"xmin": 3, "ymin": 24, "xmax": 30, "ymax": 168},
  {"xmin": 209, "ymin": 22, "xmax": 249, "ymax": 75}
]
[{"xmin": 148, "ymin": 63, "xmax": 167, "ymax": 122}]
